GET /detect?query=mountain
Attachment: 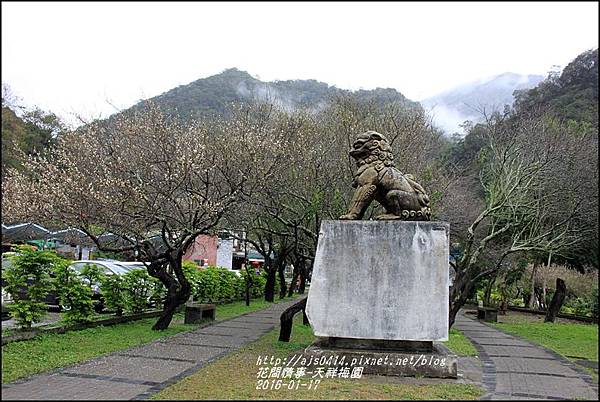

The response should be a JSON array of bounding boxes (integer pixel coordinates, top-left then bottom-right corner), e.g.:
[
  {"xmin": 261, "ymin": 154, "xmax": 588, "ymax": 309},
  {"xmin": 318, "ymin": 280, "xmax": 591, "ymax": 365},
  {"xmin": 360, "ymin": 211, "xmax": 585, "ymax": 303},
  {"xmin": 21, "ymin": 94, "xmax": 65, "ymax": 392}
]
[
  {"xmin": 421, "ymin": 72, "xmax": 545, "ymax": 135},
  {"xmin": 1, "ymin": 104, "xmax": 64, "ymax": 175},
  {"xmin": 126, "ymin": 68, "xmax": 422, "ymax": 121},
  {"xmin": 513, "ymin": 49, "xmax": 598, "ymax": 127}
]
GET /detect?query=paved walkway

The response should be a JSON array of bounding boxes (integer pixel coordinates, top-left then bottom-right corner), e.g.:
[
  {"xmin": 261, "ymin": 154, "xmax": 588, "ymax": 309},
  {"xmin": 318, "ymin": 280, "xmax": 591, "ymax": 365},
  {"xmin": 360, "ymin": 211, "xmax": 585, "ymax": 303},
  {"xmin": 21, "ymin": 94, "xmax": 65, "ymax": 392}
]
[
  {"xmin": 455, "ymin": 311, "xmax": 599, "ymax": 400},
  {"xmin": 2, "ymin": 299, "xmax": 301, "ymax": 400}
]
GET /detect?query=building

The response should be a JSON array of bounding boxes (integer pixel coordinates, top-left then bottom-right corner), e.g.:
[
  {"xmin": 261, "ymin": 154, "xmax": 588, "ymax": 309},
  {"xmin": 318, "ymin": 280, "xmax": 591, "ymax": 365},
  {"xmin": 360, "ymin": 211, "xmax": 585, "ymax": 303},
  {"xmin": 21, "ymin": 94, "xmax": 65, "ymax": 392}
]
[{"xmin": 183, "ymin": 234, "xmax": 218, "ymax": 266}]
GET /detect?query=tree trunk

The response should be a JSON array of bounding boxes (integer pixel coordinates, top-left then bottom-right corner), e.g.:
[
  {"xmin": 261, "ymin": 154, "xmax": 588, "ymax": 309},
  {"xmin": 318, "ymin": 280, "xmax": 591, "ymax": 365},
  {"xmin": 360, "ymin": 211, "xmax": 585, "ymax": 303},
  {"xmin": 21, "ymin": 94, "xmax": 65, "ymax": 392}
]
[
  {"xmin": 245, "ymin": 267, "xmax": 252, "ymax": 306},
  {"xmin": 542, "ymin": 278, "xmax": 547, "ymax": 309},
  {"xmin": 448, "ymin": 280, "xmax": 475, "ymax": 328},
  {"xmin": 534, "ymin": 286, "xmax": 545, "ymax": 310},
  {"xmin": 287, "ymin": 258, "xmax": 301, "ymax": 297},
  {"xmin": 152, "ymin": 289, "xmax": 183, "ymax": 330},
  {"xmin": 288, "ymin": 271, "xmax": 299, "ymax": 297},
  {"xmin": 278, "ymin": 263, "xmax": 287, "ymax": 299},
  {"xmin": 264, "ymin": 263, "xmax": 277, "ymax": 302},
  {"xmin": 483, "ymin": 274, "xmax": 496, "ymax": 306},
  {"xmin": 527, "ymin": 260, "xmax": 540, "ymax": 309},
  {"xmin": 545, "ymin": 278, "xmax": 566, "ymax": 323},
  {"xmin": 242, "ymin": 263, "xmax": 253, "ymax": 306},
  {"xmin": 298, "ymin": 270, "xmax": 306, "ymax": 294},
  {"xmin": 278, "ymin": 298, "xmax": 307, "ymax": 342},
  {"xmin": 149, "ymin": 255, "xmax": 191, "ymax": 331}
]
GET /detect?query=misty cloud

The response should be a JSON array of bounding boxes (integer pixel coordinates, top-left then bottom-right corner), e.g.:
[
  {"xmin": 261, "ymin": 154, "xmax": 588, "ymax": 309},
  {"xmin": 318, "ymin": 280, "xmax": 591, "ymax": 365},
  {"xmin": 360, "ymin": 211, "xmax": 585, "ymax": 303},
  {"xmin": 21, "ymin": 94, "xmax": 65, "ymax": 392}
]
[{"xmin": 421, "ymin": 73, "xmax": 544, "ymax": 136}]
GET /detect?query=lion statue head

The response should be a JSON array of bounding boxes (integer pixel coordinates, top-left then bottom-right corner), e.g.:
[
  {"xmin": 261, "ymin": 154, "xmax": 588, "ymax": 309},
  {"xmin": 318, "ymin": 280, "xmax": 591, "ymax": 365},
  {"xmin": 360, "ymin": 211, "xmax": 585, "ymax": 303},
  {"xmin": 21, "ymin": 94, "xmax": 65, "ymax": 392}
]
[{"xmin": 349, "ymin": 130, "xmax": 395, "ymax": 167}]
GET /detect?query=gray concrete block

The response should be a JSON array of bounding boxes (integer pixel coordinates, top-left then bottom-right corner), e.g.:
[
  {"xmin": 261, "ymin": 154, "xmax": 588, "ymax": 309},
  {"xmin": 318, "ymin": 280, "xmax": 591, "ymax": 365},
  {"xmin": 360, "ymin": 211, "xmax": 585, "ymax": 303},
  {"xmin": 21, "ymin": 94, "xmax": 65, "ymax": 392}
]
[
  {"xmin": 125, "ymin": 342, "xmax": 224, "ymax": 362},
  {"xmin": 158, "ymin": 332, "xmax": 247, "ymax": 347},
  {"xmin": 306, "ymin": 220, "xmax": 449, "ymax": 341},
  {"xmin": 491, "ymin": 356, "xmax": 580, "ymax": 377},
  {"xmin": 62, "ymin": 355, "xmax": 195, "ymax": 382}
]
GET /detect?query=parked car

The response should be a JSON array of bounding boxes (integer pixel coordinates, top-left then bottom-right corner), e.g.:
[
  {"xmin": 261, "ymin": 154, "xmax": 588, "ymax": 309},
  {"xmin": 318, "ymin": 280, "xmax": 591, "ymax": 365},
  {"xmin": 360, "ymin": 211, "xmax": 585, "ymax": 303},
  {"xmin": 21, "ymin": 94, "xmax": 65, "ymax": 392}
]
[
  {"xmin": 68, "ymin": 260, "xmax": 151, "ymax": 312},
  {"xmin": 69, "ymin": 260, "xmax": 132, "ymax": 277},
  {"xmin": 68, "ymin": 260, "xmax": 136, "ymax": 312},
  {"xmin": 111, "ymin": 261, "xmax": 147, "ymax": 273}
]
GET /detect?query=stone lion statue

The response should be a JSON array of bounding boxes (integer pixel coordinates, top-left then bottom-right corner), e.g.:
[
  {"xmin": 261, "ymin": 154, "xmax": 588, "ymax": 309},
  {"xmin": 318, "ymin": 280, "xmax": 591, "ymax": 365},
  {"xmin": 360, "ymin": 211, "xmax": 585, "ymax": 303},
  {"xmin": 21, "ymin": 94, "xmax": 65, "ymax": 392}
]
[{"xmin": 339, "ymin": 130, "xmax": 432, "ymax": 221}]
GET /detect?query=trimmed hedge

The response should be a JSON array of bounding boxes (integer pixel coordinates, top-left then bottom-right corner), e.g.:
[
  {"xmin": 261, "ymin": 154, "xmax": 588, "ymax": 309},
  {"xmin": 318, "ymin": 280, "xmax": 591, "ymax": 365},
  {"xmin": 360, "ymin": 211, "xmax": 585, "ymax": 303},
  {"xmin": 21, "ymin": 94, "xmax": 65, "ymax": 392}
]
[
  {"xmin": 182, "ymin": 262, "xmax": 266, "ymax": 303},
  {"xmin": 3, "ymin": 249, "xmax": 268, "ymax": 330}
]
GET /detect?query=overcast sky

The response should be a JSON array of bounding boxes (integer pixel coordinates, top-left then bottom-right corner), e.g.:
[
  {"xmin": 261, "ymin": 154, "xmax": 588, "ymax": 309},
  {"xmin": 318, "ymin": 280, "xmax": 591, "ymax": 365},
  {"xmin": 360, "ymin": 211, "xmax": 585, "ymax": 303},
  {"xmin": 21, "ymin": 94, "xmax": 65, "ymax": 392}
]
[{"xmin": 2, "ymin": 1, "xmax": 598, "ymax": 127}]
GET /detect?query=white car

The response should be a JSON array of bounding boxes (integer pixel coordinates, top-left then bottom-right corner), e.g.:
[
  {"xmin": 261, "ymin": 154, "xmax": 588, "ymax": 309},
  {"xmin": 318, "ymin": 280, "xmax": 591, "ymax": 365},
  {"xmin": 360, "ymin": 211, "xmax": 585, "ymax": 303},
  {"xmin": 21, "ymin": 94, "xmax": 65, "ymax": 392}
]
[
  {"xmin": 68, "ymin": 260, "xmax": 151, "ymax": 312},
  {"xmin": 69, "ymin": 260, "xmax": 132, "ymax": 277}
]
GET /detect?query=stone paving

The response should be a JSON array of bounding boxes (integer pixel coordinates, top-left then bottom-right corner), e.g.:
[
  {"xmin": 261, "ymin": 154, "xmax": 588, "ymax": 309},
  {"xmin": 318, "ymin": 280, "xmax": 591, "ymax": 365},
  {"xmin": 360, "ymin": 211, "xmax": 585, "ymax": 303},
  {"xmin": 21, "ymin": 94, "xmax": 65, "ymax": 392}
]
[
  {"xmin": 455, "ymin": 311, "xmax": 599, "ymax": 400},
  {"xmin": 1, "ymin": 299, "xmax": 300, "ymax": 400}
]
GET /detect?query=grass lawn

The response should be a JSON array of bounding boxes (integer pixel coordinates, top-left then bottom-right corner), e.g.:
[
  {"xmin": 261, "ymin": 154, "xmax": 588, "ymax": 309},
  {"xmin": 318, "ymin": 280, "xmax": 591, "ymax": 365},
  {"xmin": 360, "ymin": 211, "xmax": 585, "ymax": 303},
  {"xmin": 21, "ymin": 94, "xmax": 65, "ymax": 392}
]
[
  {"xmin": 493, "ymin": 321, "xmax": 598, "ymax": 362},
  {"xmin": 1, "ymin": 295, "xmax": 300, "ymax": 384},
  {"xmin": 153, "ymin": 317, "xmax": 483, "ymax": 400},
  {"xmin": 493, "ymin": 319, "xmax": 599, "ymax": 383},
  {"xmin": 444, "ymin": 329, "xmax": 477, "ymax": 357}
]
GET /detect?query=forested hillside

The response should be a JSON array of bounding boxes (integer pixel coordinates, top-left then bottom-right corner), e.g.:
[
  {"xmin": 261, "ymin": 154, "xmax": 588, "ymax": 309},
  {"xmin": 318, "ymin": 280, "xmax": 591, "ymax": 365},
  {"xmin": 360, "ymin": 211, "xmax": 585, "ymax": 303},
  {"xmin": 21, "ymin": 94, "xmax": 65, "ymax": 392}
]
[
  {"xmin": 1, "ymin": 92, "xmax": 66, "ymax": 175},
  {"xmin": 513, "ymin": 48, "xmax": 598, "ymax": 127},
  {"xmin": 126, "ymin": 68, "xmax": 423, "ymax": 120},
  {"xmin": 447, "ymin": 48, "xmax": 599, "ymax": 269}
]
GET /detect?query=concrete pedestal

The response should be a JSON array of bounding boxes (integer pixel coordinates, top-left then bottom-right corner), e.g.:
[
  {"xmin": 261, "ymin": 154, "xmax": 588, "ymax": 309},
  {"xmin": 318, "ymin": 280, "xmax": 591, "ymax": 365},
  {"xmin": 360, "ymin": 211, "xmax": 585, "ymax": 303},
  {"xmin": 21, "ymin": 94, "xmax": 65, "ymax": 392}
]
[
  {"xmin": 304, "ymin": 220, "xmax": 453, "ymax": 377},
  {"xmin": 306, "ymin": 220, "xmax": 450, "ymax": 341}
]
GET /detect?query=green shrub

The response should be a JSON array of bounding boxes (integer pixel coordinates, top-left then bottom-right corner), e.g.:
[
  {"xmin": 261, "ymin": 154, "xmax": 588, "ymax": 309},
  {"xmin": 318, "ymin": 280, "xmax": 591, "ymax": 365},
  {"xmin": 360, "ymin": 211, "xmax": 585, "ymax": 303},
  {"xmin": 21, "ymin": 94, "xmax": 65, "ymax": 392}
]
[
  {"xmin": 241, "ymin": 268, "xmax": 266, "ymax": 298},
  {"xmin": 233, "ymin": 271, "xmax": 246, "ymax": 299},
  {"xmin": 563, "ymin": 289, "xmax": 599, "ymax": 318},
  {"xmin": 510, "ymin": 298, "xmax": 525, "ymax": 307},
  {"xmin": 3, "ymin": 246, "xmax": 57, "ymax": 329},
  {"xmin": 216, "ymin": 268, "xmax": 239, "ymax": 301},
  {"xmin": 196, "ymin": 267, "xmax": 222, "ymax": 302},
  {"xmin": 100, "ymin": 274, "xmax": 127, "ymax": 316},
  {"xmin": 122, "ymin": 269, "xmax": 153, "ymax": 313},
  {"xmin": 181, "ymin": 262, "xmax": 265, "ymax": 303},
  {"xmin": 149, "ymin": 276, "xmax": 167, "ymax": 308},
  {"xmin": 52, "ymin": 261, "xmax": 96, "ymax": 324},
  {"xmin": 79, "ymin": 263, "xmax": 106, "ymax": 288},
  {"xmin": 78, "ymin": 263, "xmax": 107, "ymax": 312},
  {"xmin": 571, "ymin": 297, "xmax": 591, "ymax": 317}
]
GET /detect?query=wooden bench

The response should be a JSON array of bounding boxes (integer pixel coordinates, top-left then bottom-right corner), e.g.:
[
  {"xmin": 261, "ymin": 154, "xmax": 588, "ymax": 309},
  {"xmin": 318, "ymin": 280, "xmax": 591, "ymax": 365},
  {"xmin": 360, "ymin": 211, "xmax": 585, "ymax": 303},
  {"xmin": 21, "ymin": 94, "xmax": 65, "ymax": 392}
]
[
  {"xmin": 184, "ymin": 303, "xmax": 216, "ymax": 324},
  {"xmin": 477, "ymin": 306, "xmax": 498, "ymax": 322}
]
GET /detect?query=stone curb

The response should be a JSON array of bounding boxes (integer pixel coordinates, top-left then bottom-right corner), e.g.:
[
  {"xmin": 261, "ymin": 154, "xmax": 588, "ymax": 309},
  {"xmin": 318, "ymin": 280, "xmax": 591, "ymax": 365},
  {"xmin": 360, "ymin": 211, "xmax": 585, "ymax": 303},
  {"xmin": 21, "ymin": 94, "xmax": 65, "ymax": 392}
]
[
  {"xmin": 1, "ymin": 310, "xmax": 165, "ymax": 345},
  {"xmin": 456, "ymin": 314, "xmax": 496, "ymax": 400}
]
